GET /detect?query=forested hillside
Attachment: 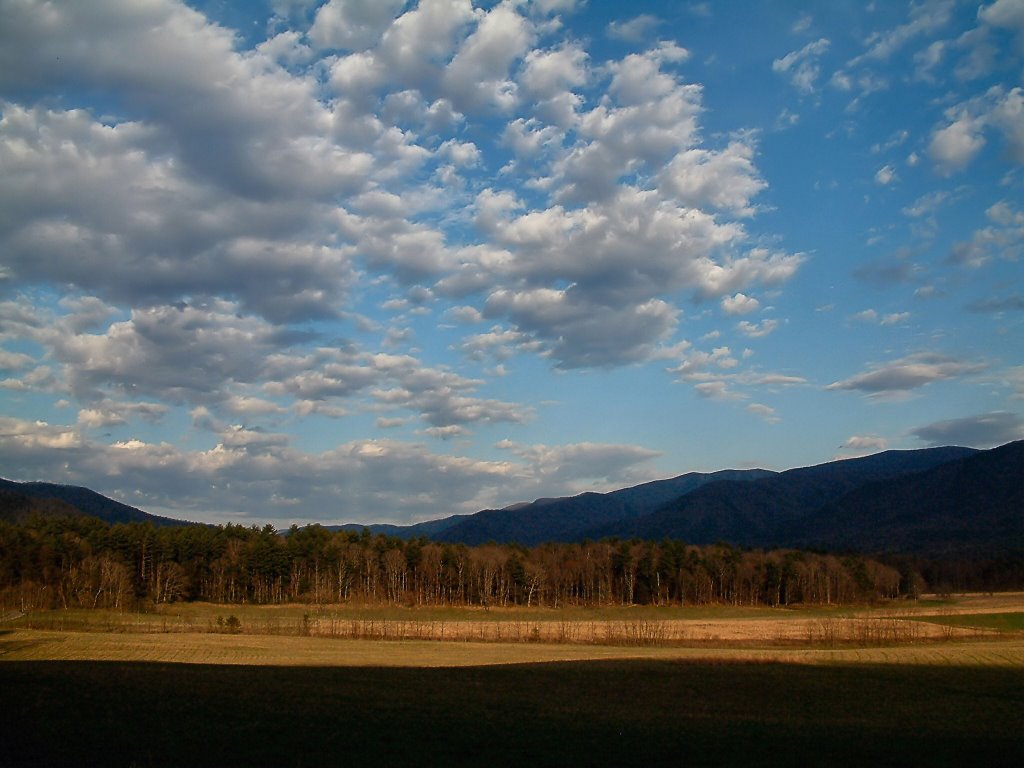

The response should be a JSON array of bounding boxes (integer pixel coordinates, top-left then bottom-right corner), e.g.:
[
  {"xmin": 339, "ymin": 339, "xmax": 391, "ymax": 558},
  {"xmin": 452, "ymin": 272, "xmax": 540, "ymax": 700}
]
[{"xmin": 0, "ymin": 478, "xmax": 189, "ymax": 527}]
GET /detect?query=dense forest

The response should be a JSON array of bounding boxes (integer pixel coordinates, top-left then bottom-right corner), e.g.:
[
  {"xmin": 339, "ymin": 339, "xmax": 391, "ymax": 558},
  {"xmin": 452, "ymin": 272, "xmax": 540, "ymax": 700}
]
[{"xmin": 7, "ymin": 514, "xmax": 1004, "ymax": 611}]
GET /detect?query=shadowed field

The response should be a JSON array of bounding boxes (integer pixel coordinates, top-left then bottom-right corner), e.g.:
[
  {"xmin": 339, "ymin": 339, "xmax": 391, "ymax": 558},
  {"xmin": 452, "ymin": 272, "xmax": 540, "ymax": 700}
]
[
  {"xmin": 2, "ymin": 594, "xmax": 1022, "ymax": 766},
  {"xmin": 2, "ymin": 658, "xmax": 1022, "ymax": 767}
]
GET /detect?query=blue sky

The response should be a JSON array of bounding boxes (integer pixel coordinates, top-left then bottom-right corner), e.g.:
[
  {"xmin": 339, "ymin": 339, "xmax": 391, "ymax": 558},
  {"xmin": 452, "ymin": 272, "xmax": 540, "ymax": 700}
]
[{"xmin": 0, "ymin": 0, "xmax": 1021, "ymax": 526}]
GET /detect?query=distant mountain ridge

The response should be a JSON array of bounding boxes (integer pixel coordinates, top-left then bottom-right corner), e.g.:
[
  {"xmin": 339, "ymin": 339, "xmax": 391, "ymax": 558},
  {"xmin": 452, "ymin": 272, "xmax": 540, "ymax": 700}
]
[
  {"xmin": 784, "ymin": 440, "xmax": 1024, "ymax": 557},
  {"xmin": 605, "ymin": 445, "xmax": 981, "ymax": 546},
  {"xmin": 0, "ymin": 478, "xmax": 191, "ymax": 527},
  {"xmin": 432, "ymin": 469, "xmax": 775, "ymax": 546},
  {"xmin": 2, "ymin": 441, "xmax": 1021, "ymax": 559}
]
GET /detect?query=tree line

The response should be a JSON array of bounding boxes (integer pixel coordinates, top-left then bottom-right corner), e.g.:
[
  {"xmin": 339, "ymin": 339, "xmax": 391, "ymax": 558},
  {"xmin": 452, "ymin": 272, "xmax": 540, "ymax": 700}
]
[{"xmin": 0, "ymin": 513, "xmax": 967, "ymax": 611}]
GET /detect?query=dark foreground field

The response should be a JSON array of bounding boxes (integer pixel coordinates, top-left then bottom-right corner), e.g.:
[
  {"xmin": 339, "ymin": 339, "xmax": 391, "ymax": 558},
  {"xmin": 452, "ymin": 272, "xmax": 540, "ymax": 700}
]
[{"xmin": 3, "ymin": 659, "xmax": 1022, "ymax": 767}]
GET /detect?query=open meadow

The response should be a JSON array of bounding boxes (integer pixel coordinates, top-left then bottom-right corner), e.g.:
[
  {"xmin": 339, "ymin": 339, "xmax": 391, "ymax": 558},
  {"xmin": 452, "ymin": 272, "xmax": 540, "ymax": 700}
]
[{"xmin": 2, "ymin": 594, "xmax": 1023, "ymax": 766}]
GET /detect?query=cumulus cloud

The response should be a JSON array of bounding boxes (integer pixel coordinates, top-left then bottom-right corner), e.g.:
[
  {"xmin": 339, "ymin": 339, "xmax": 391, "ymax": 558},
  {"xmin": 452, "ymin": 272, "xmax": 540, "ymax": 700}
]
[
  {"xmin": 948, "ymin": 200, "xmax": 1024, "ymax": 267},
  {"xmin": 0, "ymin": 1, "xmax": 802, "ymax": 378},
  {"xmin": 0, "ymin": 0, "xmax": 818, "ymax": 522},
  {"xmin": 484, "ymin": 287, "xmax": 679, "ymax": 368},
  {"xmin": 721, "ymin": 293, "xmax": 761, "ymax": 316},
  {"xmin": 0, "ymin": 1, "xmax": 374, "ymax": 201},
  {"xmin": 929, "ymin": 112, "xmax": 986, "ymax": 174},
  {"xmin": 668, "ymin": 345, "xmax": 804, "ymax": 404},
  {"xmin": 928, "ymin": 87, "xmax": 1024, "ymax": 175},
  {"xmin": 439, "ymin": 3, "xmax": 535, "ymax": 113},
  {"xmin": 657, "ymin": 140, "xmax": 766, "ymax": 215},
  {"xmin": 0, "ymin": 415, "xmax": 516, "ymax": 523},
  {"xmin": 78, "ymin": 401, "xmax": 168, "ymax": 429},
  {"xmin": 0, "ymin": 414, "xmax": 663, "ymax": 524},
  {"xmin": 495, "ymin": 440, "xmax": 661, "ymax": 494},
  {"xmin": 910, "ymin": 412, "xmax": 1024, "ymax": 448},
  {"xmin": 308, "ymin": 0, "xmax": 406, "ymax": 50},
  {"xmin": 0, "ymin": 101, "xmax": 361, "ymax": 323},
  {"xmin": 979, "ymin": 0, "xmax": 1024, "ymax": 37}
]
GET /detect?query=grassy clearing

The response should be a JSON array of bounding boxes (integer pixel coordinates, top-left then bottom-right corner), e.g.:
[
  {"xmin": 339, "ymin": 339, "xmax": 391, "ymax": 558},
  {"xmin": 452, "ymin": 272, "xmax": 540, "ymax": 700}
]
[
  {"xmin": 913, "ymin": 612, "xmax": 1024, "ymax": 632},
  {"xmin": 3, "ymin": 628, "xmax": 1023, "ymax": 667},
  {"xmin": 10, "ymin": 594, "xmax": 1020, "ymax": 650},
  {"xmin": 1, "ymin": 658, "xmax": 1021, "ymax": 767},
  {"xmin": 14, "ymin": 600, "xmax": 843, "ymax": 626}
]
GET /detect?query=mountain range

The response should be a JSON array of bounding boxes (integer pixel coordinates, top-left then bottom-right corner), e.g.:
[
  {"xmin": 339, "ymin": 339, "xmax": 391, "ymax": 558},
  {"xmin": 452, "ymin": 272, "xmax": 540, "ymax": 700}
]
[
  {"xmin": 2, "ymin": 441, "xmax": 1021, "ymax": 558},
  {"xmin": 0, "ymin": 478, "xmax": 191, "ymax": 527}
]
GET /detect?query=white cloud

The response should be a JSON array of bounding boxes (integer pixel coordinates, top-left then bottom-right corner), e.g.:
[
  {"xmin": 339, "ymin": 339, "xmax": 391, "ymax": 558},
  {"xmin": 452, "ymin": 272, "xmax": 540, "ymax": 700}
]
[
  {"xmin": 852, "ymin": 309, "xmax": 909, "ymax": 325},
  {"xmin": 747, "ymin": 403, "xmax": 780, "ymax": 423},
  {"xmin": 0, "ymin": 415, "xmax": 509, "ymax": 523},
  {"xmin": 519, "ymin": 43, "xmax": 588, "ymax": 100},
  {"xmin": 0, "ymin": 0, "xmax": 844, "ymax": 523},
  {"xmin": 0, "ymin": 101, "xmax": 363, "ymax": 323},
  {"xmin": 496, "ymin": 440, "xmax": 661, "ymax": 493},
  {"xmin": 308, "ymin": 0, "xmax": 406, "ymax": 50},
  {"xmin": 736, "ymin": 319, "xmax": 779, "ymax": 338},
  {"xmin": 929, "ymin": 111, "xmax": 987, "ymax": 174},
  {"xmin": 902, "ymin": 190, "xmax": 950, "ymax": 218},
  {"xmin": 850, "ymin": 0, "xmax": 955, "ymax": 64},
  {"xmin": 911, "ymin": 411, "xmax": 1024, "ymax": 448},
  {"xmin": 607, "ymin": 15, "xmax": 660, "ymax": 43},
  {"xmin": 77, "ymin": 401, "xmax": 168, "ymax": 428},
  {"xmin": 874, "ymin": 164, "xmax": 897, "ymax": 185},
  {"xmin": 441, "ymin": 2, "xmax": 534, "ymax": 113},
  {"xmin": 0, "ymin": 349, "xmax": 34, "ymax": 371},
  {"xmin": 721, "ymin": 293, "xmax": 761, "ymax": 316},
  {"xmin": 913, "ymin": 40, "xmax": 946, "ymax": 82},
  {"xmin": 0, "ymin": 412, "xmax": 667, "ymax": 524},
  {"xmin": 979, "ymin": 0, "xmax": 1024, "ymax": 35},
  {"xmin": 772, "ymin": 38, "xmax": 830, "ymax": 94},
  {"xmin": 948, "ymin": 200, "xmax": 1024, "ymax": 267},
  {"xmin": 928, "ymin": 87, "xmax": 1024, "ymax": 175},
  {"xmin": 657, "ymin": 140, "xmax": 766, "ymax": 215},
  {"xmin": 834, "ymin": 435, "xmax": 888, "ymax": 458},
  {"xmin": 484, "ymin": 287, "xmax": 679, "ymax": 368},
  {"xmin": 881, "ymin": 312, "xmax": 910, "ymax": 325},
  {"xmin": 826, "ymin": 354, "xmax": 986, "ymax": 398}
]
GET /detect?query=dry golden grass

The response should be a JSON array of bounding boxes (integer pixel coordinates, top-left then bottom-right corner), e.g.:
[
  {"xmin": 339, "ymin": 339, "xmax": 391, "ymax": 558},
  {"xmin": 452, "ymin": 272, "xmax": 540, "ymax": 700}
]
[
  {"xmin": 3, "ymin": 627, "xmax": 1023, "ymax": 668},
  {"xmin": 3, "ymin": 592, "xmax": 1021, "ymax": 669}
]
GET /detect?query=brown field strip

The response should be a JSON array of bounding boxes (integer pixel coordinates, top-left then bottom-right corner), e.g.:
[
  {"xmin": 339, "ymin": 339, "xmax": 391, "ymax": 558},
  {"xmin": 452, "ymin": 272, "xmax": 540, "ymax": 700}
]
[
  {"xmin": 3, "ymin": 628, "xmax": 1023, "ymax": 667},
  {"xmin": 4, "ymin": 594, "xmax": 1022, "ymax": 668}
]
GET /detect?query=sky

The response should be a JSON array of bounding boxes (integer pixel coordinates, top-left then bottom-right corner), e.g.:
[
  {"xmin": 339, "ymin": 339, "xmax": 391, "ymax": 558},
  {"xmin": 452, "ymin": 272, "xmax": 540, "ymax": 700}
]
[{"xmin": 0, "ymin": 0, "xmax": 1021, "ymax": 527}]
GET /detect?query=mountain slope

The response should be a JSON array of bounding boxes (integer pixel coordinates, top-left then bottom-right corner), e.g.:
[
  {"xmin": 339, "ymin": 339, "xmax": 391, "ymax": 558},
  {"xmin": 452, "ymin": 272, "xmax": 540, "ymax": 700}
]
[
  {"xmin": 0, "ymin": 487, "xmax": 82, "ymax": 523},
  {"xmin": 594, "ymin": 446, "xmax": 981, "ymax": 546},
  {"xmin": 0, "ymin": 478, "xmax": 191, "ymax": 527},
  {"xmin": 787, "ymin": 440, "xmax": 1024, "ymax": 557},
  {"xmin": 323, "ymin": 514, "xmax": 471, "ymax": 540},
  {"xmin": 434, "ymin": 469, "xmax": 774, "ymax": 546}
]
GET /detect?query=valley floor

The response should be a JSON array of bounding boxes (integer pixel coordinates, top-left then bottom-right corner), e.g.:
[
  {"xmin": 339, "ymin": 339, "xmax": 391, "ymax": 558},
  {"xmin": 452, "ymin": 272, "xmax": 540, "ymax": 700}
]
[{"xmin": 2, "ymin": 593, "xmax": 1022, "ymax": 766}]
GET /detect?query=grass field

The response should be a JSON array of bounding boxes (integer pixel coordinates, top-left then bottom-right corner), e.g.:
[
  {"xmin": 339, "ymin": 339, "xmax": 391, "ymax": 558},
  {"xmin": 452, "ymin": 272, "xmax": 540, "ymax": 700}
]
[
  {"xmin": 2, "ymin": 659, "xmax": 1022, "ymax": 767},
  {"xmin": 913, "ymin": 611, "xmax": 1024, "ymax": 632},
  {"xmin": 2, "ymin": 594, "xmax": 1022, "ymax": 766}
]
